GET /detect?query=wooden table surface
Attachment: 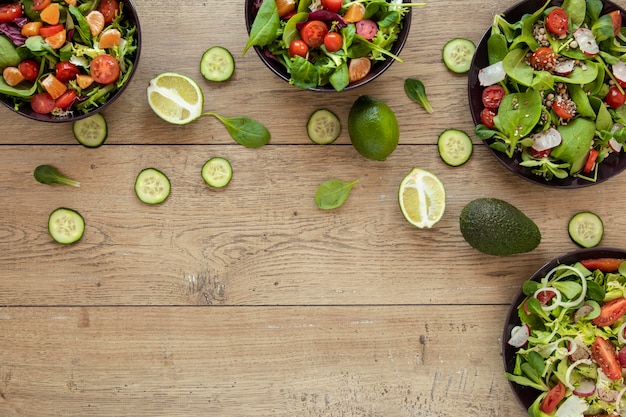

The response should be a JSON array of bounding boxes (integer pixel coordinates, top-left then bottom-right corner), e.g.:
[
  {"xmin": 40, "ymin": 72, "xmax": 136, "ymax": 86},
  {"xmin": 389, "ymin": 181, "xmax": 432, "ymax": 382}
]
[{"xmin": 2, "ymin": 0, "xmax": 626, "ymax": 415}]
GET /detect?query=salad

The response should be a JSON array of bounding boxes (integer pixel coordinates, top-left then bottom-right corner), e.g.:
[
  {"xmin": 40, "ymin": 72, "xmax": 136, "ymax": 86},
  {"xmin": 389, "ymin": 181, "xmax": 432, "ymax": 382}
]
[
  {"xmin": 474, "ymin": 0, "xmax": 626, "ymax": 183},
  {"xmin": 0, "ymin": 0, "xmax": 138, "ymax": 117},
  {"xmin": 244, "ymin": 0, "xmax": 422, "ymax": 91},
  {"xmin": 505, "ymin": 256, "xmax": 626, "ymax": 417}
]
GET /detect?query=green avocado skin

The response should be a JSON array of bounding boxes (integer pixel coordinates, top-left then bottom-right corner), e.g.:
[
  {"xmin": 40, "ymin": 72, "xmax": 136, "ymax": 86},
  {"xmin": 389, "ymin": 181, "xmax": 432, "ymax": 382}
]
[{"xmin": 460, "ymin": 198, "xmax": 541, "ymax": 256}]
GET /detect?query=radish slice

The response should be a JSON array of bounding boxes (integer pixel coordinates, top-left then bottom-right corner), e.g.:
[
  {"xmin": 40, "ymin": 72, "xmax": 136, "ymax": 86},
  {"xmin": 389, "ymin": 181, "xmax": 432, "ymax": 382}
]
[
  {"xmin": 565, "ymin": 358, "xmax": 592, "ymax": 390},
  {"xmin": 597, "ymin": 388, "xmax": 619, "ymax": 402},
  {"xmin": 614, "ymin": 61, "xmax": 626, "ymax": 86},
  {"xmin": 573, "ymin": 378, "xmax": 596, "ymax": 397},
  {"xmin": 507, "ymin": 324, "xmax": 530, "ymax": 347},
  {"xmin": 574, "ymin": 28, "xmax": 599, "ymax": 56},
  {"xmin": 554, "ymin": 59, "xmax": 575, "ymax": 76},
  {"xmin": 532, "ymin": 128, "xmax": 562, "ymax": 151},
  {"xmin": 619, "ymin": 322, "xmax": 626, "ymax": 345},
  {"xmin": 478, "ymin": 61, "xmax": 506, "ymax": 86},
  {"xmin": 609, "ymin": 137, "xmax": 623, "ymax": 152}
]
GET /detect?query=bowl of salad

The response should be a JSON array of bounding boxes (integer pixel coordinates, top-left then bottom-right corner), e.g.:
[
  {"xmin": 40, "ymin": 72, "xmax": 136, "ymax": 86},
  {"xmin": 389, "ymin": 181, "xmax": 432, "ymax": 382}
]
[
  {"xmin": 503, "ymin": 247, "xmax": 626, "ymax": 416},
  {"xmin": 468, "ymin": 0, "xmax": 626, "ymax": 188},
  {"xmin": 243, "ymin": 0, "xmax": 415, "ymax": 92},
  {"xmin": 0, "ymin": 0, "xmax": 141, "ymax": 123}
]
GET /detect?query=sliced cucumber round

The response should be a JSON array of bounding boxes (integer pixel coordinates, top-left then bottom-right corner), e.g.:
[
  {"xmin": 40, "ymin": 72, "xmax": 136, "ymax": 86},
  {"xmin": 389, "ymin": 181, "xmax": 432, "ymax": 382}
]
[
  {"xmin": 442, "ymin": 38, "xmax": 476, "ymax": 74},
  {"xmin": 568, "ymin": 211, "xmax": 603, "ymax": 248},
  {"xmin": 437, "ymin": 129, "xmax": 473, "ymax": 167},
  {"xmin": 200, "ymin": 46, "xmax": 235, "ymax": 82},
  {"xmin": 307, "ymin": 108, "xmax": 341, "ymax": 145},
  {"xmin": 134, "ymin": 168, "xmax": 171, "ymax": 204},
  {"xmin": 48, "ymin": 207, "xmax": 85, "ymax": 244},
  {"xmin": 72, "ymin": 113, "xmax": 108, "ymax": 148},
  {"xmin": 202, "ymin": 157, "xmax": 232, "ymax": 188}
]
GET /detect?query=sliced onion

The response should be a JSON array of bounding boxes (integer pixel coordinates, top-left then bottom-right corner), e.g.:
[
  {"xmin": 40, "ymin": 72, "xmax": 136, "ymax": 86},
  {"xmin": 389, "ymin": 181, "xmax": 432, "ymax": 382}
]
[
  {"xmin": 535, "ymin": 286, "xmax": 562, "ymax": 311},
  {"xmin": 573, "ymin": 378, "xmax": 596, "ymax": 397},
  {"xmin": 574, "ymin": 28, "xmax": 599, "ymax": 56},
  {"xmin": 614, "ymin": 61, "xmax": 626, "ymax": 86},
  {"xmin": 507, "ymin": 323, "xmax": 530, "ymax": 347},
  {"xmin": 544, "ymin": 265, "xmax": 588, "ymax": 309},
  {"xmin": 616, "ymin": 386, "xmax": 626, "ymax": 413},
  {"xmin": 554, "ymin": 59, "xmax": 575, "ymax": 76},
  {"xmin": 532, "ymin": 128, "xmax": 562, "ymax": 151},
  {"xmin": 478, "ymin": 61, "xmax": 506, "ymax": 86},
  {"xmin": 565, "ymin": 358, "xmax": 592, "ymax": 390}
]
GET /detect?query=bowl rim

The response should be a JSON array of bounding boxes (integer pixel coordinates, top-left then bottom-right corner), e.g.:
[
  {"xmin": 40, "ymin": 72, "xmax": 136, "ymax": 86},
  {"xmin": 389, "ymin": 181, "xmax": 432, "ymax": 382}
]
[
  {"xmin": 501, "ymin": 246, "xmax": 626, "ymax": 411},
  {"xmin": 243, "ymin": 0, "xmax": 412, "ymax": 92},
  {"xmin": 467, "ymin": 0, "xmax": 626, "ymax": 188}
]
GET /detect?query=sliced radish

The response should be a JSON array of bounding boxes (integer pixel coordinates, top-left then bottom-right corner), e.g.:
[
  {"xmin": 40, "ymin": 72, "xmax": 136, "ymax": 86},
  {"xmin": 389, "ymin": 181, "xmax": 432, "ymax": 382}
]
[
  {"xmin": 565, "ymin": 358, "xmax": 592, "ymax": 390},
  {"xmin": 478, "ymin": 61, "xmax": 506, "ymax": 86},
  {"xmin": 573, "ymin": 378, "xmax": 596, "ymax": 397},
  {"xmin": 609, "ymin": 137, "xmax": 623, "ymax": 152},
  {"xmin": 507, "ymin": 323, "xmax": 530, "ymax": 347},
  {"xmin": 573, "ymin": 304, "xmax": 594, "ymax": 323},
  {"xmin": 614, "ymin": 61, "xmax": 626, "ymax": 86},
  {"xmin": 532, "ymin": 128, "xmax": 562, "ymax": 151},
  {"xmin": 568, "ymin": 339, "xmax": 591, "ymax": 361},
  {"xmin": 554, "ymin": 59, "xmax": 575, "ymax": 76},
  {"xmin": 574, "ymin": 28, "xmax": 599, "ymax": 56},
  {"xmin": 597, "ymin": 388, "xmax": 619, "ymax": 402}
]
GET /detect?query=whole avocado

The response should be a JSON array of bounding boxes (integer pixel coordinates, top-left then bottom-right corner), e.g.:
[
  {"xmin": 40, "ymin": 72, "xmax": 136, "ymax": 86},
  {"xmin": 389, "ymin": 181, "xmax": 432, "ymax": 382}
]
[{"xmin": 460, "ymin": 198, "xmax": 541, "ymax": 256}]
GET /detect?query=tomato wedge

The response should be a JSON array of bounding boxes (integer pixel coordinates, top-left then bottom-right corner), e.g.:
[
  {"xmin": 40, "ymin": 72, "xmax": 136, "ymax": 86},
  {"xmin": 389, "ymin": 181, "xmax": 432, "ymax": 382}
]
[
  {"xmin": 0, "ymin": 2, "xmax": 23, "ymax": 23},
  {"xmin": 592, "ymin": 298, "xmax": 626, "ymax": 327},
  {"xmin": 581, "ymin": 258, "xmax": 625, "ymax": 272},
  {"xmin": 591, "ymin": 336, "xmax": 622, "ymax": 380},
  {"xmin": 583, "ymin": 149, "xmax": 599, "ymax": 173},
  {"xmin": 39, "ymin": 24, "xmax": 64, "ymax": 38},
  {"xmin": 540, "ymin": 381, "xmax": 566, "ymax": 414}
]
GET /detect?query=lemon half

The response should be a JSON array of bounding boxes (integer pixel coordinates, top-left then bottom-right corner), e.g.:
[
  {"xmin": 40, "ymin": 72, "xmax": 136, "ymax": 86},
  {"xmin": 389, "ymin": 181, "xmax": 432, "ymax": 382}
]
[{"xmin": 398, "ymin": 168, "xmax": 446, "ymax": 229}]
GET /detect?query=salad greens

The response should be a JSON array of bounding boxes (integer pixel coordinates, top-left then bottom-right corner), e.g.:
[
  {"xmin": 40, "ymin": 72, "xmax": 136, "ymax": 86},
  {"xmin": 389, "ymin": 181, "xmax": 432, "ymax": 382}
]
[
  {"xmin": 506, "ymin": 258, "xmax": 626, "ymax": 417},
  {"xmin": 404, "ymin": 77, "xmax": 433, "ymax": 113},
  {"xmin": 244, "ymin": 0, "xmax": 423, "ymax": 91},
  {"xmin": 315, "ymin": 178, "xmax": 360, "ymax": 209},
  {"xmin": 474, "ymin": 0, "xmax": 626, "ymax": 183},
  {"xmin": 34, "ymin": 164, "xmax": 80, "ymax": 187}
]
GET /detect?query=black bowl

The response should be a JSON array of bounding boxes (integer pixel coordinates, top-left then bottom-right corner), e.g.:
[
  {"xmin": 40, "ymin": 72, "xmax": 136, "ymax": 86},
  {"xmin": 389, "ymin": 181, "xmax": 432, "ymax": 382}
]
[
  {"xmin": 244, "ymin": 0, "xmax": 412, "ymax": 92},
  {"xmin": 468, "ymin": 0, "xmax": 626, "ymax": 188},
  {"xmin": 502, "ymin": 247, "xmax": 626, "ymax": 412},
  {"xmin": 0, "ymin": 0, "xmax": 141, "ymax": 123}
]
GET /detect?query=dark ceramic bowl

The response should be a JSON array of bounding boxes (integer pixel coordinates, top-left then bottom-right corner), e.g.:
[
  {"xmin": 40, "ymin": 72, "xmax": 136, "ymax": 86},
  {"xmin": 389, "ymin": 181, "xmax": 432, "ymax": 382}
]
[
  {"xmin": 0, "ymin": 0, "xmax": 141, "ymax": 123},
  {"xmin": 244, "ymin": 0, "xmax": 412, "ymax": 92},
  {"xmin": 502, "ymin": 247, "xmax": 626, "ymax": 412},
  {"xmin": 468, "ymin": 0, "xmax": 626, "ymax": 188}
]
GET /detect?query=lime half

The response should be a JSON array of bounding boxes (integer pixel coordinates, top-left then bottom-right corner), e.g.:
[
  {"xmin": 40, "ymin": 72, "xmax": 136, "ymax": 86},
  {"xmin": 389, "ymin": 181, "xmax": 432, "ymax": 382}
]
[
  {"xmin": 398, "ymin": 168, "xmax": 446, "ymax": 229},
  {"xmin": 147, "ymin": 72, "xmax": 204, "ymax": 125}
]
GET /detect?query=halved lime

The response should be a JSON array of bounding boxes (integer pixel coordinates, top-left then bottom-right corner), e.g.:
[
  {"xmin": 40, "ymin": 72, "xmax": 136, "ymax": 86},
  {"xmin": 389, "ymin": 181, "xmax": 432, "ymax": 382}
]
[{"xmin": 147, "ymin": 72, "xmax": 204, "ymax": 125}]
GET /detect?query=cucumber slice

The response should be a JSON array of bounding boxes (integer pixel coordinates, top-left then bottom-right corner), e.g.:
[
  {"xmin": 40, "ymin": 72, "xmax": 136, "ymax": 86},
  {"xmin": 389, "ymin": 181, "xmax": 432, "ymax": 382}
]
[
  {"xmin": 201, "ymin": 157, "xmax": 232, "ymax": 188},
  {"xmin": 200, "ymin": 46, "xmax": 235, "ymax": 82},
  {"xmin": 568, "ymin": 211, "xmax": 603, "ymax": 248},
  {"xmin": 134, "ymin": 168, "xmax": 171, "ymax": 204},
  {"xmin": 307, "ymin": 109, "xmax": 341, "ymax": 145},
  {"xmin": 72, "ymin": 113, "xmax": 108, "ymax": 148},
  {"xmin": 437, "ymin": 129, "xmax": 473, "ymax": 166},
  {"xmin": 48, "ymin": 207, "xmax": 85, "ymax": 244},
  {"xmin": 442, "ymin": 38, "xmax": 476, "ymax": 74}
]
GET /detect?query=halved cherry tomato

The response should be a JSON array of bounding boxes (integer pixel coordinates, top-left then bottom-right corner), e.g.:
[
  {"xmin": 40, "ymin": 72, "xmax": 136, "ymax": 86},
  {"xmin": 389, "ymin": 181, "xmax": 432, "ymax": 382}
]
[
  {"xmin": 530, "ymin": 47, "xmax": 557, "ymax": 71},
  {"xmin": 546, "ymin": 8, "xmax": 569, "ymax": 36},
  {"xmin": 98, "ymin": 0, "xmax": 120, "ymax": 25},
  {"xmin": 90, "ymin": 54, "xmax": 120, "ymax": 84},
  {"xmin": 355, "ymin": 19, "xmax": 378, "ymax": 41},
  {"xmin": 591, "ymin": 336, "xmax": 622, "ymax": 380},
  {"xmin": 39, "ymin": 24, "xmax": 64, "ymax": 38},
  {"xmin": 536, "ymin": 288, "xmax": 557, "ymax": 305},
  {"xmin": 606, "ymin": 85, "xmax": 626, "ymax": 109},
  {"xmin": 323, "ymin": 32, "xmax": 343, "ymax": 53},
  {"xmin": 55, "ymin": 89, "xmax": 77, "ymax": 109},
  {"xmin": 583, "ymin": 149, "xmax": 599, "ymax": 173},
  {"xmin": 480, "ymin": 107, "xmax": 497, "ymax": 129},
  {"xmin": 592, "ymin": 298, "xmax": 626, "ymax": 327},
  {"xmin": 540, "ymin": 381, "xmax": 565, "ymax": 414},
  {"xmin": 300, "ymin": 20, "xmax": 328, "ymax": 48},
  {"xmin": 18, "ymin": 59, "xmax": 39, "ymax": 82},
  {"xmin": 288, "ymin": 39, "xmax": 308, "ymax": 58},
  {"xmin": 55, "ymin": 61, "xmax": 80, "ymax": 83},
  {"xmin": 321, "ymin": 0, "xmax": 342, "ymax": 13},
  {"xmin": 0, "ymin": 2, "xmax": 22, "ymax": 23},
  {"xmin": 581, "ymin": 258, "xmax": 625, "ymax": 272},
  {"xmin": 481, "ymin": 85, "xmax": 505, "ymax": 109},
  {"xmin": 31, "ymin": 0, "xmax": 51, "ymax": 11},
  {"xmin": 552, "ymin": 99, "xmax": 575, "ymax": 119},
  {"xmin": 609, "ymin": 10, "xmax": 622, "ymax": 37},
  {"xmin": 30, "ymin": 92, "xmax": 56, "ymax": 114}
]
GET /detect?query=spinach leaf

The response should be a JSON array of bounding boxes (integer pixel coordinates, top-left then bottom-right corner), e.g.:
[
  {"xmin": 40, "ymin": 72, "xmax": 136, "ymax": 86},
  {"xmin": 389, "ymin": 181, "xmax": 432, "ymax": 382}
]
[
  {"xmin": 568, "ymin": 84, "xmax": 595, "ymax": 118},
  {"xmin": 282, "ymin": 12, "xmax": 307, "ymax": 47},
  {"xmin": 404, "ymin": 78, "xmax": 433, "ymax": 114},
  {"xmin": 585, "ymin": 0, "xmax": 603, "ymax": 24},
  {"xmin": 315, "ymin": 179, "xmax": 360, "ymax": 210},
  {"xmin": 496, "ymin": 91, "xmax": 542, "ymax": 157},
  {"xmin": 290, "ymin": 56, "xmax": 319, "ymax": 89},
  {"xmin": 552, "ymin": 118, "xmax": 595, "ymax": 166},
  {"xmin": 503, "ymin": 48, "xmax": 534, "ymax": 86},
  {"xmin": 0, "ymin": 35, "xmax": 20, "ymax": 68},
  {"xmin": 530, "ymin": 71, "xmax": 554, "ymax": 91},
  {"xmin": 205, "ymin": 113, "xmax": 271, "ymax": 148},
  {"xmin": 562, "ymin": 0, "xmax": 586, "ymax": 29},
  {"xmin": 592, "ymin": 14, "xmax": 617, "ymax": 42},
  {"xmin": 487, "ymin": 32, "xmax": 508, "ymax": 65},
  {"xmin": 24, "ymin": 36, "xmax": 58, "ymax": 57},
  {"xmin": 243, "ymin": 0, "xmax": 280, "ymax": 56},
  {"xmin": 329, "ymin": 63, "xmax": 349, "ymax": 92},
  {"xmin": 553, "ymin": 61, "xmax": 599, "ymax": 84},
  {"xmin": 590, "ymin": 96, "xmax": 612, "ymax": 132},
  {"xmin": 0, "ymin": 75, "xmax": 38, "ymax": 97},
  {"xmin": 69, "ymin": 5, "xmax": 92, "ymax": 46}
]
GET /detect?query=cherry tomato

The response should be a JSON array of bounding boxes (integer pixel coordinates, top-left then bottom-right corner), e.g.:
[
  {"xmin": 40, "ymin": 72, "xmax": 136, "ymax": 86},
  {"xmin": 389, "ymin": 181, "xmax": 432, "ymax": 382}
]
[
  {"xmin": 321, "ymin": 0, "xmax": 342, "ymax": 13},
  {"xmin": 606, "ymin": 85, "xmax": 626, "ymax": 109},
  {"xmin": 30, "ymin": 92, "xmax": 56, "ymax": 114},
  {"xmin": 552, "ymin": 99, "xmax": 575, "ymax": 119},
  {"xmin": 90, "ymin": 54, "xmax": 120, "ymax": 84},
  {"xmin": 39, "ymin": 24, "xmax": 64, "ymax": 38},
  {"xmin": 583, "ymin": 149, "xmax": 599, "ymax": 174},
  {"xmin": 530, "ymin": 47, "xmax": 557, "ymax": 71},
  {"xmin": 591, "ymin": 336, "xmax": 622, "ymax": 380},
  {"xmin": 540, "ymin": 381, "xmax": 565, "ymax": 414},
  {"xmin": 18, "ymin": 59, "xmax": 39, "ymax": 82},
  {"xmin": 98, "ymin": 0, "xmax": 120, "ymax": 24},
  {"xmin": 480, "ymin": 107, "xmax": 497, "ymax": 129},
  {"xmin": 592, "ymin": 298, "xmax": 626, "ymax": 327},
  {"xmin": 355, "ymin": 19, "xmax": 378, "ymax": 41},
  {"xmin": 481, "ymin": 85, "xmax": 505, "ymax": 109},
  {"xmin": 288, "ymin": 39, "xmax": 309, "ymax": 58},
  {"xmin": 31, "ymin": 0, "xmax": 51, "ymax": 11},
  {"xmin": 581, "ymin": 258, "xmax": 625, "ymax": 272},
  {"xmin": 609, "ymin": 10, "xmax": 622, "ymax": 37},
  {"xmin": 546, "ymin": 8, "xmax": 568, "ymax": 36},
  {"xmin": 55, "ymin": 89, "xmax": 77, "ymax": 109},
  {"xmin": 55, "ymin": 61, "xmax": 80, "ymax": 83},
  {"xmin": 0, "ymin": 2, "xmax": 22, "ymax": 23},
  {"xmin": 300, "ymin": 20, "xmax": 328, "ymax": 48},
  {"xmin": 323, "ymin": 32, "xmax": 343, "ymax": 53}
]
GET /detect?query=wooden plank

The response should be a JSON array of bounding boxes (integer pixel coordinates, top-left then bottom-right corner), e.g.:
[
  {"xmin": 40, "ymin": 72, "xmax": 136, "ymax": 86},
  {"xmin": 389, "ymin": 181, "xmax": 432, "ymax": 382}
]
[{"xmin": 0, "ymin": 305, "xmax": 527, "ymax": 417}]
